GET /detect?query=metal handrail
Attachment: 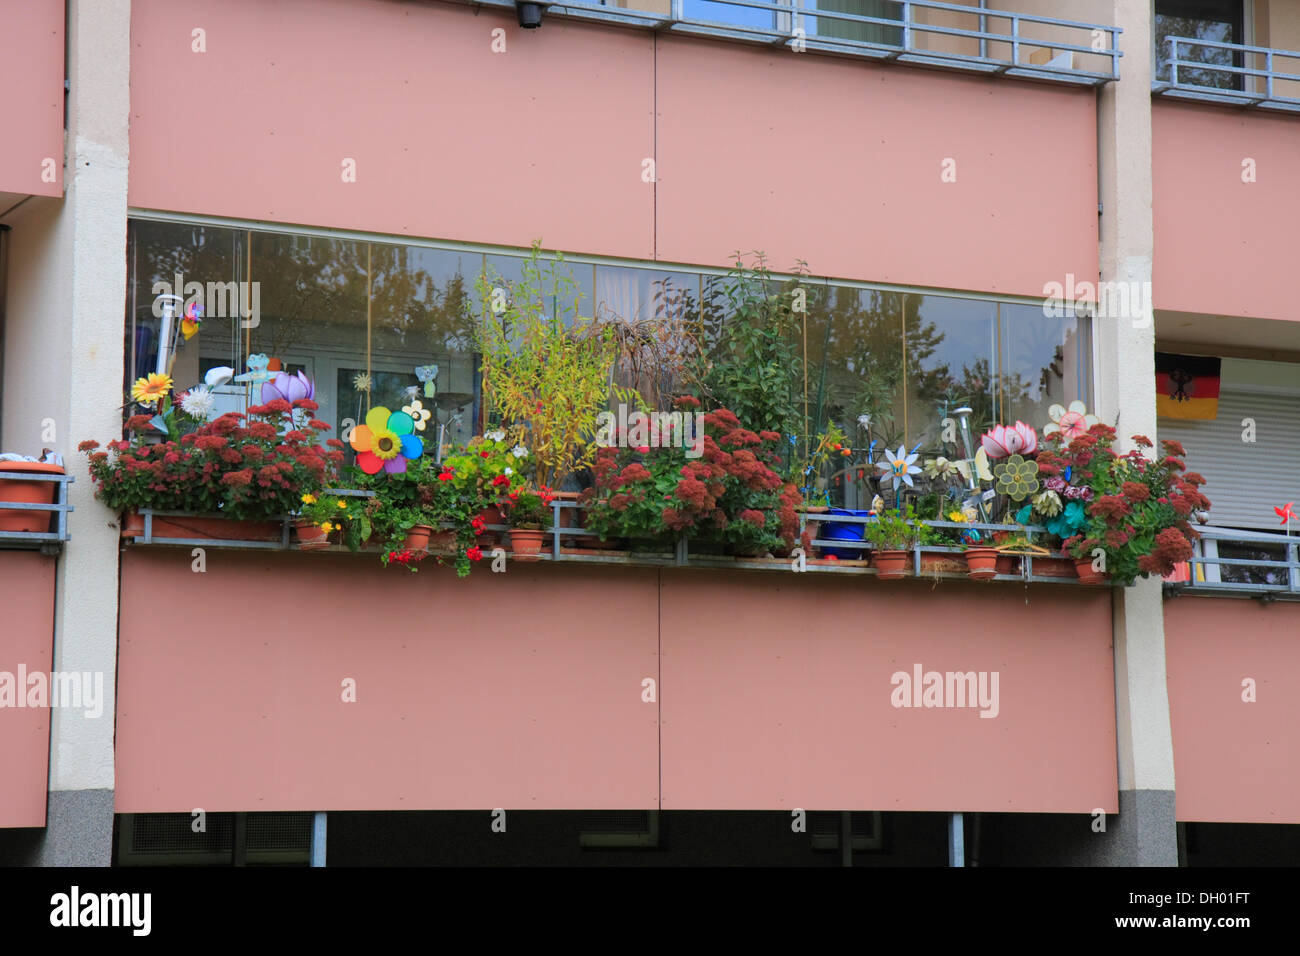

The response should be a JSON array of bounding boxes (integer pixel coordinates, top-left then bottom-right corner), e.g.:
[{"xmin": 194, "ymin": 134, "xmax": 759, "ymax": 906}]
[
  {"xmin": 447, "ymin": 0, "xmax": 1121, "ymax": 84},
  {"xmin": 1157, "ymin": 34, "xmax": 1300, "ymax": 111},
  {"xmin": 1173, "ymin": 525, "xmax": 1300, "ymax": 598},
  {"xmin": 0, "ymin": 471, "xmax": 74, "ymax": 548}
]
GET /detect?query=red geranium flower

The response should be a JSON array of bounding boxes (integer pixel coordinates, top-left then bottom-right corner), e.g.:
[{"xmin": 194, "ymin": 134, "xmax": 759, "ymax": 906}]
[{"xmin": 467, "ymin": 546, "xmax": 483, "ymax": 562}]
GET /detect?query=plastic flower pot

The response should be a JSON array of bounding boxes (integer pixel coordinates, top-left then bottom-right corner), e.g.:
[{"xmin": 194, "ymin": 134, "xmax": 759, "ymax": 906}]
[
  {"xmin": 995, "ymin": 553, "xmax": 1020, "ymax": 576},
  {"xmin": 1028, "ymin": 554, "xmax": 1076, "ymax": 578},
  {"xmin": 402, "ymin": 524, "xmax": 433, "ymax": 552},
  {"xmin": 820, "ymin": 508, "xmax": 870, "ymax": 559},
  {"xmin": 964, "ymin": 547, "xmax": 1000, "ymax": 581},
  {"xmin": 143, "ymin": 515, "xmax": 283, "ymax": 542},
  {"xmin": 872, "ymin": 549, "xmax": 911, "ymax": 580},
  {"xmin": 294, "ymin": 519, "xmax": 331, "ymax": 551},
  {"xmin": 920, "ymin": 551, "xmax": 966, "ymax": 575},
  {"xmin": 0, "ymin": 461, "xmax": 64, "ymax": 534},
  {"xmin": 1074, "ymin": 556, "xmax": 1106, "ymax": 585},
  {"xmin": 509, "ymin": 527, "xmax": 546, "ymax": 561}
]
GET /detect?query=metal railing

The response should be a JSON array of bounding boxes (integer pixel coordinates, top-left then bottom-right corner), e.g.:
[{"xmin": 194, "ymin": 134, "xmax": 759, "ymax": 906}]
[
  {"xmin": 0, "ymin": 471, "xmax": 74, "ymax": 550},
  {"xmin": 452, "ymin": 0, "xmax": 1121, "ymax": 84},
  {"xmin": 1156, "ymin": 35, "xmax": 1300, "ymax": 112},
  {"xmin": 1169, "ymin": 526, "xmax": 1300, "ymax": 600},
  {"xmin": 125, "ymin": 490, "xmax": 375, "ymax": 549},
  {"xmin": 125, "ymin": 494, "xmax": 1103, "ymax": 584}
]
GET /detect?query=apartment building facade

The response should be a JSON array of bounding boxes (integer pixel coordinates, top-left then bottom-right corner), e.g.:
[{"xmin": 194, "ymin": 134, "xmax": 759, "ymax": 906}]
[{"xmin": 0, "ymin": 0, "xmax": 1297, "ymax": 867}]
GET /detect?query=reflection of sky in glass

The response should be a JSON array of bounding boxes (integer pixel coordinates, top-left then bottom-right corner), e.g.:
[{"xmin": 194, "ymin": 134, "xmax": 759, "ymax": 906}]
[
  {"xmin": 683, "ymin": 0, "xmax": 775, "ymax": 29},
  {"xmin": 910, "ymin": 295, "xmax": 995, "ymax": 383}
]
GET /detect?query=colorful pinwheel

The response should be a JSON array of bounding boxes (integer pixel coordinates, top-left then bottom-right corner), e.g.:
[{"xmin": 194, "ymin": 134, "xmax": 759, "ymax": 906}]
[{"xmin": 350, "ymin": 406, "xmax": 423, "ymax": 475}]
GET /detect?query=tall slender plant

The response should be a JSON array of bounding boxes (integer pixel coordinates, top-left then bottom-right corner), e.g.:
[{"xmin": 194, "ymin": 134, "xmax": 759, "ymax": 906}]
[{"xmin": 472, "ymin": 241, "xmax": 634, "ymax": 489}]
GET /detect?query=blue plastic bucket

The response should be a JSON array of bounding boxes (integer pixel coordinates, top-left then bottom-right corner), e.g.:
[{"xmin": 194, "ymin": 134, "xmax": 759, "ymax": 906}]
[{"xmin": 820, "ymin": 508, "xmax": 871, "ymax": 559}]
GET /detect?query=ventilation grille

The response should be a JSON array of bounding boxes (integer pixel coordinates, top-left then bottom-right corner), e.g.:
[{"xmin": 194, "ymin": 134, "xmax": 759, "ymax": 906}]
[
  {"xmin": 130, "ymin": 813, "xmax": 234, "ymax": 855},
  {"xmin": 246, "ymin": 813, "xmax": 313, "ymax": 853}
]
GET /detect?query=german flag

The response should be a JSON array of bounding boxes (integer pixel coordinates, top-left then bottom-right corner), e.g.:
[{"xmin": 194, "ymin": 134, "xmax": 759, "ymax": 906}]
[{"xmin": 1156, "ymin": 352, "xmax": 1220, "ymax": 420}]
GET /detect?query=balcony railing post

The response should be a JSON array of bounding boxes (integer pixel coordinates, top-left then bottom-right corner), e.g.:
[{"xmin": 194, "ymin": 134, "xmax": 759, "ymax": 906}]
[
  {"xmin": 1010, "ymin": 13, "xmax": 1019, "ymax": 65},
  {"xmin": 901, "ymin": 1, "xmax": 911, "ymax": 53},
  {"xmin": 672, "ymin": 0, "xmax": 683, "ymax": 22},
  {"xmin": 1289, "ymin": 540, "xmax": 1298, "ymax": 594},
  {"xmin": 1266, "ymin": 48, "xmax": 1274, "ymax": 100},
  {"xmin": 1170, "ymin": 36, "xmax": 1179, "ymax": 86}
]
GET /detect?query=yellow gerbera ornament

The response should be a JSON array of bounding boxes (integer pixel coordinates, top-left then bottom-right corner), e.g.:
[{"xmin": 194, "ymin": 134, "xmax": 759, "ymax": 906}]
[{"xmin": 130, "ymin": 372, "xmax": 173, "ymax": 407}]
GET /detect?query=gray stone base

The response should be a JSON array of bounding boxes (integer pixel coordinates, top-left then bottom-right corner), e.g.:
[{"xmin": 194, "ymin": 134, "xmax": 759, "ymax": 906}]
[
  {"xmin": 0, "ymin": 789, "xmax": 114, "ymax": 866},
  {"xmin": 974, "ymin": 789, "xmax": 1179, "ymax": 866}
]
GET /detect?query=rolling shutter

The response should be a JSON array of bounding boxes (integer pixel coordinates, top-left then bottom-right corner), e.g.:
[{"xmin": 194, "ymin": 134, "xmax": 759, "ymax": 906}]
[{"xmin": 1159, "ymin": 389, "xmax": 1300, "ymax": 530}]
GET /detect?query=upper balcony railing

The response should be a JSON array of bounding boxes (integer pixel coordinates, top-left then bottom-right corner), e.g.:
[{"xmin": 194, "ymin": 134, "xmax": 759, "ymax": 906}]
[
  {"xmin": 1155, "ymin": 35, "xmax": 1300, "ymax": 113},
  {"xmin": 1169, "ymin": 526, "xmax": 1300, "ymax": 601},
  {"xmin": 461, "ymin": 0, "xmax": 1121, "ymax": 85}
]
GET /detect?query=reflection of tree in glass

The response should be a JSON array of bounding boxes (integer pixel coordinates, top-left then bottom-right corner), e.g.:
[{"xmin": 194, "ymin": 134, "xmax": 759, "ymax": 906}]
[
  {"xmin": 1154, "ymin": 15, "xmax": 1239, "ymax": 89},
  {"xmin": 803, "ymin": 286, "xmax": 947, "ymax": 452},
  {"xmin": 594, "ymin": 277, "xmax": 701, "ymax": 411},
  {"xmin": 371, "ymin": 246, "xmax": 475, "ymax": 355},
  {"xmin": 254, "ymin": 236, "xmax": 368, "ymax": 359}
]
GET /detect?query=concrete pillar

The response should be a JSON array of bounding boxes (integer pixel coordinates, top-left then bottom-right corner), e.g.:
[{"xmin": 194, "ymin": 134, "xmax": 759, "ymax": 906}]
[
  {"xmin": 0, "ymin": 0, "xmax": 131, "ymax": 865},
  {"xmin": 1092, "ymin": 0, "xmax": 1178, "ymax": 866}
]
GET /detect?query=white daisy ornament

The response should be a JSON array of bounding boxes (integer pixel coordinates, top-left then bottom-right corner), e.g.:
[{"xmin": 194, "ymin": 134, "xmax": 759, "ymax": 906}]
[
  {"xmin": 877, "ymin": 444, "xmax": 921, "ymax": 490},
  {"xmin": 401, "ymin": 398, "xmax": 432, "ymax": 432}
]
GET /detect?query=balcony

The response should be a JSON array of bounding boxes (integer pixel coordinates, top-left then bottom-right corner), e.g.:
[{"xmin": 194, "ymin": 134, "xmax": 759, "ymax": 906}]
[
  {"xmin": 459, "ymin": 0, "xmax": 1121, "ymax": 85},
  {"xmin": 1154, "ymin": 35, "xmax": 1300, "ymax": 112},
  {"xmin": 1168, "ymin": 526, "xmax": 1300, "ymax": 601},
  {"xmin": 0, "ymin": 469, "xmax": 74, "ymax": 553}
]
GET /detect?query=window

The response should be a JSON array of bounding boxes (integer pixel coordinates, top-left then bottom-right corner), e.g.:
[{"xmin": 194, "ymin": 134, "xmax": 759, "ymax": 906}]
[
  {"xmin": 125, "ymin": 218, "xmax": 1092, "ymax": 502},
  {"xmin": 1155, "ymin": 0, "xmax": 1245, "ymax": 90},
  {"xmin": 116, "ymin": 812, "xmax": 313, "ymax": 866}
]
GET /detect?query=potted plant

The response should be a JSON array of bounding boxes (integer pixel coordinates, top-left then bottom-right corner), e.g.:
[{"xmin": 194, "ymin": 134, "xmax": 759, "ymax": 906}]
[
  {"xmin": 295, "ymin": 492, "xmax": 373, "ymax": 551},
  {"xmin": 0, "ymin": 455, "xmax": 67, "ymax": 535},
  {"xmin": 578, "ymin": 400, "xmax": 801, "ymax": 558},
  {"xmin": 864, "ymin": 506, "xmax": 920, "ymax": 580},
  {"xmin": 1041, "ymin": 425, "xmax": 1210, "ymax": 587},
  {"xmin": 472, "ymin": 241, "xmax": 635, "ymax": 491},
  {"xmin": 502, "ymin": 486, "xmax": 554, "ymax": 561},
  {"xmin": 80, "ymin": 398, "xmax": 342, "ymax": 541}
]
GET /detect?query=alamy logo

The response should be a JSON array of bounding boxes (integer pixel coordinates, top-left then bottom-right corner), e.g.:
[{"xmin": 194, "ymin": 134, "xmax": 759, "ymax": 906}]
[
  {"xmin": 1042, "ymin": 272, "xmax": 1151, "ymax": 327},
  {"xmin": 890, "ymin": 663, "xmax": 999, "ymax": 718},
  {"xmin": 0, "ymin": 666, "xmax": 104, "ymax": 718},
  {"xmin": 50, "ymin": 886, "xmax": 151, "ymax": 936},
  {"xmin": 153, "ymin": 272, "xmax": 260, "ymax": 328},
  {"xmin": 595, "ymin": 404, "xmax": 705, "ymax": 459}
]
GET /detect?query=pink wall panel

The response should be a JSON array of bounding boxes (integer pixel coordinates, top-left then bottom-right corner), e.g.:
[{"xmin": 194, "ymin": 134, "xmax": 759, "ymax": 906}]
[
  {"xmin": 115, "ymin": 551, "xmax": 660, "ymax": 812},
  {"xmin": 1153, "ymin": 102, "xmax": 1300, "ymax": 321},
  {"xmin": 0, "ymin": 551, "xmax": 57, "ymax": 827},
  {"xmin": 654, "ymin": 36, "xmax": 1098, "ymax": 294},
  {"xmin": 128, "ymin": 0, "xmax": 655, "ymax": 258},
  {"xmin": 0, "ymin": 0, "xmax": 64, "ymax": 197},
  {"xmin": 1165, "ymin": 598, "xmax": 1300, "ymax": 824},
  {"xmin": 659, "ymin": 571, "xmax": 1117, "ymax": 812}
]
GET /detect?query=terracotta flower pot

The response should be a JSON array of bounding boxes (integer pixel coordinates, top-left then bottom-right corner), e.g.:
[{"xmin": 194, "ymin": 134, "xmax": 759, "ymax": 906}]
[
  {"xmin": 0, "ymin": 461, "xmax": 64, "ymax": 534},
  {"xmin": 964, "ymin": 547, "xmax": 1000, "ymax": 581},
  {"xmin": 872, "ymin": 549, "xmax": 911, "ymax": 580},
  {"xmin": 995, "ymin": 553, "xmax": 1020, "ymax": 576},
  {"xmin": 475, "ymin": 505, "xmax": 505, "ymax": 546},
  {"xmin": 120, "ymin": 511, "xmax": 146, "ymax": 539},
  {"xmin": 1074, "ymin": 556, "xmax": 1106, "ymax": 585},
  {"xmin": 509, "ymin": 527, "xmax": 546, "ymax": 561},
  {"xmin": 403, "ymin": 524, "xmax": 433, "ymax": 552},
  {"xmin": 294, "ymin": 519, "xmax": 331, "ymax": 551}
]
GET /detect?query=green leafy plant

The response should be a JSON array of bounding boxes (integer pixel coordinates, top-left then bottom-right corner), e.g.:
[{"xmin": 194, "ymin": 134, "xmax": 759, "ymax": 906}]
[
  {"xmin": 502, "ymin": 486, "xmax": 555, "ymax": 531},
  {"xmin": 864, "ymin": 505, "xmax": 922, "ymax": 551},
  {"xmin": 472, "ymin": 241, "xmax": 635, "ymax": 489},
  {"xmin": 297, "ymin": 491, "xmax": 372, "ymax": 551},
  {"xmin": 695, "ymin": 253, "xmax": 805, "ymax": 447}
]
